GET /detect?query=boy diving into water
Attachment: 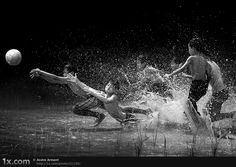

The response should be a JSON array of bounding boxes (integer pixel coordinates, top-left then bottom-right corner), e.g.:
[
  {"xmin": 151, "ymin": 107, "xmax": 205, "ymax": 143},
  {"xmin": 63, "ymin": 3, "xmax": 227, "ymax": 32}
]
[
  {"xmin": 67, "ymin": 73, "xmax": 153, "ymax": 124},
  {"xmin": 30, "ymin": 64, "xmax": 106, "ymax": 127}
]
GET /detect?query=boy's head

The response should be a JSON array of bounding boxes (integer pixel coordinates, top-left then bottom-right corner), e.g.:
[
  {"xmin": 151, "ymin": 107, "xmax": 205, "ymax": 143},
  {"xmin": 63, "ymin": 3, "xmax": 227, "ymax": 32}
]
[
  {"xmin": 188, "ymin": 37, "xmax": 205, "ymax": 56},
  {"xmin": 63, "ymin": 63, "xmax": 76, "ymax": 76},
  {"xmin": 105, "ymin": 79, "xmax": 120, "ymax": 94}
]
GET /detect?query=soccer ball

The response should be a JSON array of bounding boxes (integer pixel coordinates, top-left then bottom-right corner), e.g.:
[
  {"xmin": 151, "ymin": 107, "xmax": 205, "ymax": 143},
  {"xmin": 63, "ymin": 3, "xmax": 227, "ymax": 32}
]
[{"xmin": 5, "ymin": 49, "xmax": 22, "ymax": 66}]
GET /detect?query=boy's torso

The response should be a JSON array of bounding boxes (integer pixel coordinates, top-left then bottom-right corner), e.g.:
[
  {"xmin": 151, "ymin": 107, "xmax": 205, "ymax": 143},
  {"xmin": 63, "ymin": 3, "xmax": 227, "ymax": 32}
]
[
  {"xmin": 189, "ymin": 55, "xmax": 208, "ymax": 81},
  {"xmin": 104, "ymin": 102, "xmax": 126, "ymax": 121},
  {"xmin": 208, "ymin": 61, "xmax": 225, "ymax": 93}
]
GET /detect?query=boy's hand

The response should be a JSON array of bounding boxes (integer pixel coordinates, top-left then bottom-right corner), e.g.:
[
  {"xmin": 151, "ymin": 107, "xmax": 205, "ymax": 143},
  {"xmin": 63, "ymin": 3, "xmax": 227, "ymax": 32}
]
[
  {"xmin": 30, "ymin": 68, "xmax": 41, "ymax": 79},
  {"xmin": 67, "ymin": 73, "xmax": 79, "ymax": 83}
]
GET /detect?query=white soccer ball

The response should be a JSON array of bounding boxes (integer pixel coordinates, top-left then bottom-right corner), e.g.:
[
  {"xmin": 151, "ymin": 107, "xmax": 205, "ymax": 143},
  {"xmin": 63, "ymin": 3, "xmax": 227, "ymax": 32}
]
[{"xmin": 5, "ymin": 49, "xmax": 22, "ymax": 66}]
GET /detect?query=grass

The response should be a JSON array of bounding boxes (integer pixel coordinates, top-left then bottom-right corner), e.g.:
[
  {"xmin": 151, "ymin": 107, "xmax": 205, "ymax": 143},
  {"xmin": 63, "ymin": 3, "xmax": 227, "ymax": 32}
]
[
  {"xmin": 134, "ymin": 124, "xmax": 149, "ymax": 157},
  {"xmin": 114, "ymin": 131, "xmax": 122, "ymax": 156},
  {"xmin": 87, "ymin": 132, "xmax": 92, "ymax": 153},
  {"xmin": 210, "ymin": 137, "xmax": 221, "ymax": 157},
  {"xmin": 162, "ymin": 133, "xmax": 167, "ymax": 157},
  {"xmin": 151, "ymin": 124, "xmax": 159, "ymax": 148},
  {"xmin": 133, "ymin": 120, "xmax": 170, "ymax": 157},
  {"xmin": 190, "ymin": 132, "xmax": 197, "ymax": 157},
  {"xmin": 209, "ymin": 127, "xmax": 228, "ymax": 157}
]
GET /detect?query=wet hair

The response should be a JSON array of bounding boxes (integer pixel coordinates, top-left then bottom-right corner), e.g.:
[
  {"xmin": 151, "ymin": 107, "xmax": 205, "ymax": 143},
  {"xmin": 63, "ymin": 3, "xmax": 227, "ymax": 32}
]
[
  {"xmin": 63, "ymin": 63, "xmax": 76, "ymax": 73},
  {"xmin": 188, "ymin": 38, "xmax": 204, "ymax": 51},
  {"xmin": 188, "ymin": 37, "xmax": 211, "ymax": 58}
]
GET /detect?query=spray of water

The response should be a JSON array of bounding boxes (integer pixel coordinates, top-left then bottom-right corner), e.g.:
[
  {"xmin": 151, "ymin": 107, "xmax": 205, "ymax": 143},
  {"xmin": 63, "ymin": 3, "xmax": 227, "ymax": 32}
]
[
  {"xmin": 115, "ymin": 61, "xmax": 236, "ymax": 129},
  {"xmin": 40, "ymin": 45, "xmax": 236, "ymax": 130}
]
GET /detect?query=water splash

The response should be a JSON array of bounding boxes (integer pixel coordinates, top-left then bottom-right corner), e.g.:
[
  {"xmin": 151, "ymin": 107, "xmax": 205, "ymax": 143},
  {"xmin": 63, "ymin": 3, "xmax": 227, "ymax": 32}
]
[
  {"xmin": 118, "ymin": 63, "xmax": 236, "ymax": 129},
  {"xmin": 38, "ymin": 46, "xmax": 236, "ymax": 129}
]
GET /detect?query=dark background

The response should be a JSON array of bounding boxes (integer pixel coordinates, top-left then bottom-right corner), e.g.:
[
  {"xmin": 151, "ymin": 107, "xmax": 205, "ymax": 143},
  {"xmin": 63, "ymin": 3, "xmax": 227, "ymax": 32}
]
[{"xmin": 0, "ymin": 0, "xmax": 235, "ymax": 108}]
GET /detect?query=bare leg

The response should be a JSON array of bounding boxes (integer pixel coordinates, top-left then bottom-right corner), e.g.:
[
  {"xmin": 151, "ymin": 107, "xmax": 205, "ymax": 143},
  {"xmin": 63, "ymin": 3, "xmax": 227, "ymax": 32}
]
[
  {"xmin": 189, "ymin": 98, "xmax": 200, "ymax": 116},
  {"xmin": 121, "ymin": 106, "xmax": 152, "ymax": 115}
]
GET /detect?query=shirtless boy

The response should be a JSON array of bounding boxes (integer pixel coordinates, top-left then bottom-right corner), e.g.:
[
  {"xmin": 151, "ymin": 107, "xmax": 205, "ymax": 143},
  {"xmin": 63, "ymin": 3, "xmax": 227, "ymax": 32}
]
[
  {"xmin": 165, "ymin": 38, "xmax": 210, "ymax": 115},
  {"xmin": 206, "ymin": 60, "xmax": 236, "ymax": 123},
  {"xmin": 67, "ymin": 74, "xmax": 152, "ymax": 124},
  {"xmin": 29, "ymin": 64, "xmax": 106, "ymax": 126}
]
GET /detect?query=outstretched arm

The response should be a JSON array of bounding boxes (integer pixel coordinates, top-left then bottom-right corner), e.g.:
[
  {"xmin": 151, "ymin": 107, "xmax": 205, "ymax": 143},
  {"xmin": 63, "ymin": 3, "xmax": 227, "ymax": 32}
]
[
  {"xmin": 76, "ymin": 80, "xmax": 116, "ymax": 103},
  {"xmin": 68, "ymin": 74, "xmax": 117, "ymax": 103},
  {"xmin": 30, "ymin": 68, "xmax": 69, "ymax": 84},
  {"xmin": 166, "ymin": 56, "xmax": 192, "ymax": 78}
]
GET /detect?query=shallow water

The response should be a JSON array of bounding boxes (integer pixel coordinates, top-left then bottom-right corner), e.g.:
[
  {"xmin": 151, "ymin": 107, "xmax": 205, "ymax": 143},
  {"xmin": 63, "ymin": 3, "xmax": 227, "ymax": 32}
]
[{"xmin": 0, "ymin": 104, "xmax": 236, "ymax": 157}]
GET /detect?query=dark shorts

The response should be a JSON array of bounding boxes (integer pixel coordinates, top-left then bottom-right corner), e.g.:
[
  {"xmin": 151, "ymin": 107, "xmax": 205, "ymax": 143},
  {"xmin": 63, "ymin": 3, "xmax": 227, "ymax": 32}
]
[
  {"xmin": 211, "ymin": 88, "xmax": 229, "ymax": 104},
  {"xmin": 206, "ymin": 88, "xmax": 231, "ymax": 121},
  {"xmin": 72, "ymin": 95, "xmax": 105, "ymax": 117},
  {"xmin": 74, "ymin": 96, "xmax": 104, "ymax": 111},
  {"xmin": 189, "ymin": 80, "xmax": 209, "ymax": 102}
]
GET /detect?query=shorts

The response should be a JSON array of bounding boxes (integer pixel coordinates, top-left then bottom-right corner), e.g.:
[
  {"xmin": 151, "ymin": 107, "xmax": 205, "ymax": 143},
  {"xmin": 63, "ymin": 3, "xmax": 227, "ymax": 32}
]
[
  {"xmin": 72, "ymin": 95, "xmax": 105, "ymax": 117},
  {"xmin": 74, "ymin": 95, "xmax": 104, "ymax": 111},
  {"xmin": 189, "ymin": 79, "xmax": 209, "ymax": 102},
  {"xmin": 206, "ymin": 88, "xmax": 231, "ymax": 122}
]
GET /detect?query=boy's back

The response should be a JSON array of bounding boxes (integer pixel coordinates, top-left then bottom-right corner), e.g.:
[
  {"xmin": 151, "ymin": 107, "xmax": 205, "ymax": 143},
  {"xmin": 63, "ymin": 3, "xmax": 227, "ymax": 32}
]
[
  {"xmin": 189, "ymin": 55, "xmax": 209, "ymax": 81},
  {"xmin": 207, "ymin": 60, "xmax": 225, "ymax": 93}
]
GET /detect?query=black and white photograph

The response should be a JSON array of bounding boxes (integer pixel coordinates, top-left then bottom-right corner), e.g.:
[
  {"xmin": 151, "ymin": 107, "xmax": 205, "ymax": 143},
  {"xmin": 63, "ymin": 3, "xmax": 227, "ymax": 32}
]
[{"xmin": 0, "ymin": 0, "xmax": 236, "ymax": 165}]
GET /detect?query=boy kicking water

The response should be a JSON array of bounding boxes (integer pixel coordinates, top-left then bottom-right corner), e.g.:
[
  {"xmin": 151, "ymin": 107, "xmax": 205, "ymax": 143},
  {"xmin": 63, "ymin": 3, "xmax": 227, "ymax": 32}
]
[
  {"xmin": 67, "ymin": 74, "xmax": 153, "ymax": 125},
  {"xmin": 30, "ymin": 64, "xmax": 106, "ymax": 127}
]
